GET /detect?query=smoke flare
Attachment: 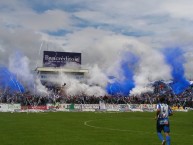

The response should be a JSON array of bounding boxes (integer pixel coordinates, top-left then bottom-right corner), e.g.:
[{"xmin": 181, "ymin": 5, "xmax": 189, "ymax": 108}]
[
  {"xmin": 163, "ymin": 48, "xmax": 190, "ymax": 94},
  {"xmin": 0, "ymin": 65, "xmax": 25, "ymax": 93},
  {"xmin": 106, "ymin": 52, "xmax": 138, "ymax": 96}
]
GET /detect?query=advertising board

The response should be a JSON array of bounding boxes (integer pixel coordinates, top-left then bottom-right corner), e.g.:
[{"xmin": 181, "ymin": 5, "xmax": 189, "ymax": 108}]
[
  {"xmin": 43, "ymin": 51, "xmax": 81, "ymax": 67},
  {"xmin": 0, "ymin": 104, "xmax": 21, "ymax": 112}
]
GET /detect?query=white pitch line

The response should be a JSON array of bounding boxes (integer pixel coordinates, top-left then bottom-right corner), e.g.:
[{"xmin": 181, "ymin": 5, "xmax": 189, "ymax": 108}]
[
  {"xmin": 84, "ymin": 120, "xmax": 154, "ymax": 134},
  {"xmin": 84, "ymin": 120, "xmax": 193, "ymax": 137}
]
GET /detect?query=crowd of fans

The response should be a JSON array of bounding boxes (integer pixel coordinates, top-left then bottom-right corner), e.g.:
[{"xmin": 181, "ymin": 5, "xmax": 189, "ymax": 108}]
[{"xmin": 0, "ymin": 81, "xmax": 193, "ymax": 108}]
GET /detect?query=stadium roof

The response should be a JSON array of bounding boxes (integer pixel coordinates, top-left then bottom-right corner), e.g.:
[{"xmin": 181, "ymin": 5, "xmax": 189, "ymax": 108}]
[{"xmin": 35, "ymin": 67, "xmax": 89, "ymax": 73}]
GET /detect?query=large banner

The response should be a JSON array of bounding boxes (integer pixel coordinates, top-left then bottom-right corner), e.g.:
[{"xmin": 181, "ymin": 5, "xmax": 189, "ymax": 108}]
[{"xmin": 43, "ymin": 51, "xmax": 81, "ymax": 67}]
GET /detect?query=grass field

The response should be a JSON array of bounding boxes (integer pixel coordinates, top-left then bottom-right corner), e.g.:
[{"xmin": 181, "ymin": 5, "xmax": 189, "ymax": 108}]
[{"xmin": 0, "ymin": 111, "xmax": 192, "ymax": 145}]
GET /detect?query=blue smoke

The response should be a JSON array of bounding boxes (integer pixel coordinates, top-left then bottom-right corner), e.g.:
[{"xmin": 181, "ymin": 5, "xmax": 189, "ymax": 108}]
[
  {"xmin": 0, "ymin": 65, "xmax": 25, "ymax": 93},
  {"xmin": 163, "ymin": 48, "xmax": 190, "ymax": 94},
  {"xmin": 106, "ymin": 52, "xmax": 138, "ymax": 96}
]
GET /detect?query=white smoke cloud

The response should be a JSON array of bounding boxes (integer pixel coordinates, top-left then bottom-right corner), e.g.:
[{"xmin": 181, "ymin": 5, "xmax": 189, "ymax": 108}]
[
  {"xmin": 87, "ymin": 64, "xmax": 109, "ymax": 88},
  {"xmin": 5, "ymin": 27, "xmax": 173, "ymax": 96},
  {"xmin": 184, "ymin": 51, "xmax": 193, "ymax": 80},
  {"xmin": 34, "ymin": 77, "xmax": 49, "ymax": 95},
  {"xmin": 9, "ymin": 53, "xmax": 34, "ymax": 86},
  {"xmin": 8, "ymin": 52, "xmax": 49, "ymax": 95},
  {"xmin": 41, "ymin": 29, "xmax": 173, "ymax": 95},
  {"xmin": 1, "ymin": 1, "xmax": 193, "ymax": 96},
  {"xmin": 46, "ymin": 72, "xmax": 106, "ymax": 97}
]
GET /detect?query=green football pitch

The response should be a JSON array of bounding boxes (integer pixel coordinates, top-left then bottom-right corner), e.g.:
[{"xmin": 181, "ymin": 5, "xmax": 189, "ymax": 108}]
[{"xmin": 0, "ymin": 111, "xmax": 192, "ymax": 145}]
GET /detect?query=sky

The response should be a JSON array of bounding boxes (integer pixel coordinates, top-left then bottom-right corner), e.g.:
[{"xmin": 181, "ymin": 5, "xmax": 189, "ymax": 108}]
[{"xmin": 1, "ymin": 0, "xmax": 193, "ymax": 95}]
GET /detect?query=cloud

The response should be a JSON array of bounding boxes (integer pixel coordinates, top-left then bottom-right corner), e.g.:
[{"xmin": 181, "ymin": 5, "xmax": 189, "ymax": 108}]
[
  {"xmin": 161, "ymin": 1, "xmax": 193, "ymax": 20},
  {"xmin": 1, "ymin": 9, "xmax": 72, "ymax": 32},
  {"xmin": 0, "ymin": 44, "xmax": 5, "ymax": 52},
  {"xmin": 1, "ymin": 0, "xmax": 193, "ymax": 95}
]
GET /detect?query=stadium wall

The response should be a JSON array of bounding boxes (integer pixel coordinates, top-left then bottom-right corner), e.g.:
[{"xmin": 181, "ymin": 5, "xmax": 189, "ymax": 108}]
[{"xmin": 0, "ymin": 103, "xmax": 190, "ymax": 112}]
